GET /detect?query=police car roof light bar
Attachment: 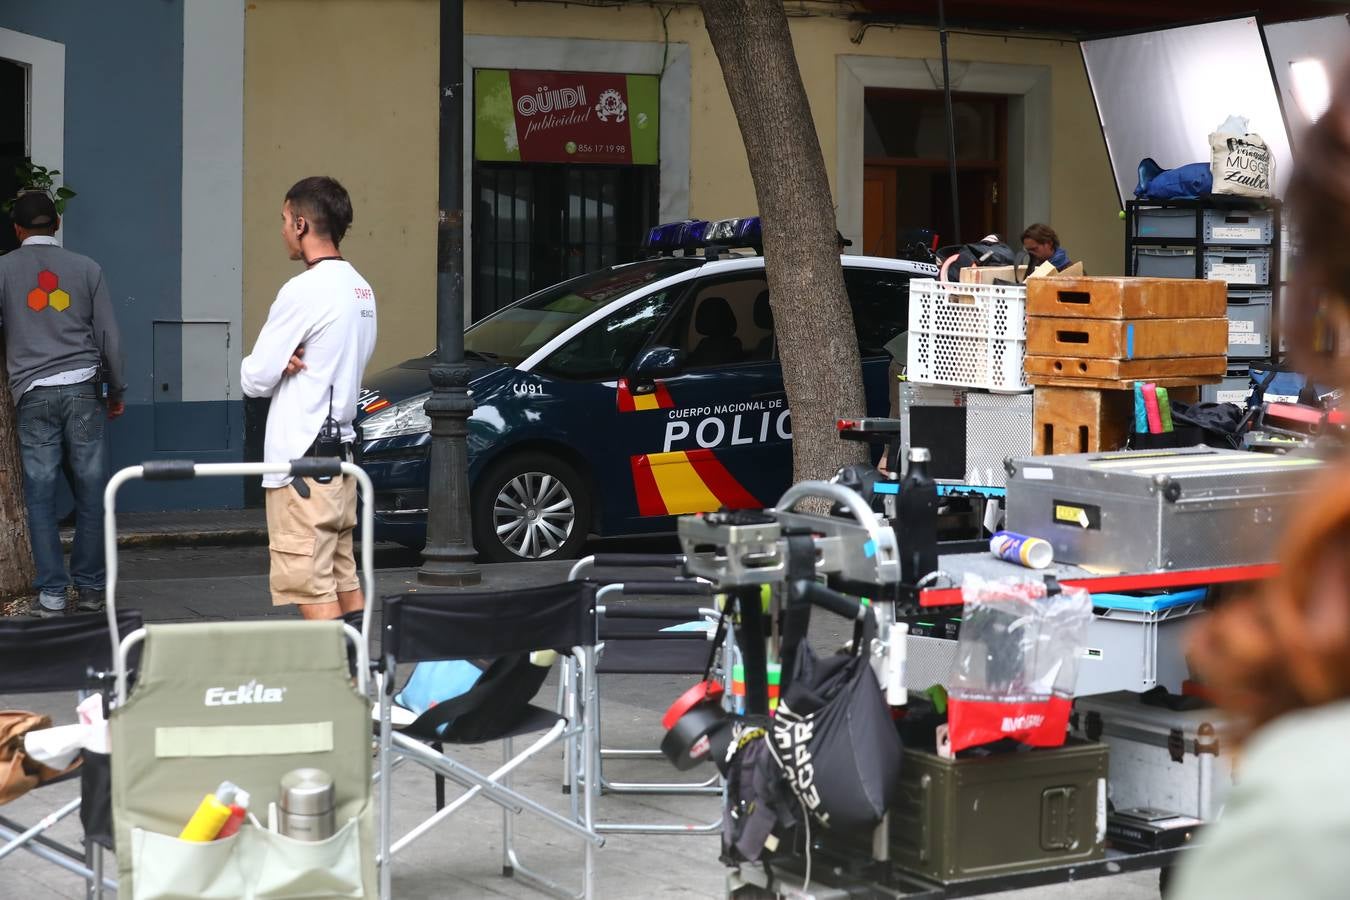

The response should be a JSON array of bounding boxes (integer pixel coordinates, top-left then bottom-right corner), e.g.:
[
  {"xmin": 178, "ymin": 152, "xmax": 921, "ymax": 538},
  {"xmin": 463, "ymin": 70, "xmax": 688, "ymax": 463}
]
[
  {"xmin": 642, "ymin": 219, "xmax": 710, "ymax": 254},
  {"xmin": 642, "ymin": 216, "xmax": 764, "ymax": 256}
]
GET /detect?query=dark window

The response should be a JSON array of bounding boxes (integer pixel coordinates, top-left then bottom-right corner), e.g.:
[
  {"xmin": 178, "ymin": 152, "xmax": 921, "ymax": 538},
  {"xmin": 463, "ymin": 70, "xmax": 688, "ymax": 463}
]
[
  {"xmin": 0, "ymin": 61, "xmax": 26, "ymax": 257},
  {"xmin": 472, "ymin": 164, "xmax": 660, "ymax": 318},
  {"xmin": 657, "ymin": 275, "xmax": 775, "ymax": 370},
  {"xmin": 536, "ymin": 289, "xmax": 677, "ymax": 381},
  {"xmin": 465, "ymin": 258, "xmax": 698, "ymax": 367},
  {"xmin": 844, "ymin": 268, "xmax": 913, "ymax": 357}
]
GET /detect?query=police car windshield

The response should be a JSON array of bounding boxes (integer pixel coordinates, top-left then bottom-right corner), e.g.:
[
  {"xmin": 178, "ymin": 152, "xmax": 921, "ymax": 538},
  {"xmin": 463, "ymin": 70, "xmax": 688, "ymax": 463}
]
[{"xmin": 464, "ymin": 259, "xmax": 701, "ymax": 366}]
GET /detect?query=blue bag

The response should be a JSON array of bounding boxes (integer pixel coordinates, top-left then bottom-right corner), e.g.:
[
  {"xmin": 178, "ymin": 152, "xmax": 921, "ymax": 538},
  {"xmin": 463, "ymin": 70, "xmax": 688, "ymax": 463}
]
[
  {"xmin": 1134, "ymin": 159, "xmax": 1213, "ymax": 200},
  {"xmin": 395, "ymin": 659, "xmax": 485, "ymax": 735}
]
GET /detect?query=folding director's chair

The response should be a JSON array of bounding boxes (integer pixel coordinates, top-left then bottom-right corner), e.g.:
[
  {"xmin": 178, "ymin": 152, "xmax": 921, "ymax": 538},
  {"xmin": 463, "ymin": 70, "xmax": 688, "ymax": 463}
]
[
  {"xmin": 563, "ymin": 554, "xmax": 727, "ymax": 836},
  {"xmin": 104, "ymin": 459, "xmax": 378, "ymax": 899},
  {"xmin": 378, "ymin": 581, "xmax": 603, "ymax": 900},
  {"xmin": 0, "ymin": 609, "xmax": 141, "ymax": 898}
]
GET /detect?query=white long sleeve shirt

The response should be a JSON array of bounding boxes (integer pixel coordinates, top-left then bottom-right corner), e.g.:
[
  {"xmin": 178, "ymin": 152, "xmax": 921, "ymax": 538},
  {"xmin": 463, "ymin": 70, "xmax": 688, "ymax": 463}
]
[{"xmin": 241, "ymin": 260, "xmax": 377, "ymax": 487}]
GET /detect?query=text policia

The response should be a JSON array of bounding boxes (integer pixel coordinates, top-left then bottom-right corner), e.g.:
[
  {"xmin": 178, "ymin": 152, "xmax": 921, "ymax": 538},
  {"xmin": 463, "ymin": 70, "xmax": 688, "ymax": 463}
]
[{"xmin": 662, "ymin": 398, "xmax": 791, "ymax": 453}]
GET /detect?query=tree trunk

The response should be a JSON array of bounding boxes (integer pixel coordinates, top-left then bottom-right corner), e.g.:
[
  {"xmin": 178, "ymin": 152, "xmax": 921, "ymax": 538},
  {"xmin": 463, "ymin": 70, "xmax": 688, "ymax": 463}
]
[
  {"xmin": 700, "ymin": 0, "xmax": 867, "ymax": 482},
  {"xmin": 0, "ymin": 344, "xmax": 35, "ymax": 600}
]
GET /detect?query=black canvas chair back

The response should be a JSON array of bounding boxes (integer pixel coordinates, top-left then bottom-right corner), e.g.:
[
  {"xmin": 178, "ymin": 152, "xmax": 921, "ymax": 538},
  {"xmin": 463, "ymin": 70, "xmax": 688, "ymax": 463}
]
[
  {"xmin": 0, "ymin": 611, "xmax": 143, "ymax": 692},
  {"xmin": 384, "ymin": 581, "xmax": 597, "ymax": 660},
  {"xmin": 0, "ymin": 609, "xmax": 141, "ymax": 897},
  {"xmin": 383, "ymin": 582, "xmax": 597, "ymax": 744},
  {"xmin": 377, "ymin": 581, "xmax": 604, "ymax": 899}
]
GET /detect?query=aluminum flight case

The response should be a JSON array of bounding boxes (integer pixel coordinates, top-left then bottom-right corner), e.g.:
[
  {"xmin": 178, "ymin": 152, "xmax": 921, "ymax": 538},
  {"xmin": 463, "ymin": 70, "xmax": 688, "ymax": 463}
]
[
  {"xmin": 1004, "ymin": 447, "xmax": 1321, "ymax": 571},
  {"xmin": 1071, "ymin": 691, "xmax": 1233, "ymax": 822}
]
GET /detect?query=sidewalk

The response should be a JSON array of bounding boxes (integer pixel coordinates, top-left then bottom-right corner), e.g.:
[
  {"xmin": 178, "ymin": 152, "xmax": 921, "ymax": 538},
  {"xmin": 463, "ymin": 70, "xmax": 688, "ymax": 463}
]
[
  {"xmin": 60, "ymin": 508, "xmax": 268, "ymax": 550},
  {"xmin": 0, "ymin": 552, "xmax": 1157, "ymax": 899}
]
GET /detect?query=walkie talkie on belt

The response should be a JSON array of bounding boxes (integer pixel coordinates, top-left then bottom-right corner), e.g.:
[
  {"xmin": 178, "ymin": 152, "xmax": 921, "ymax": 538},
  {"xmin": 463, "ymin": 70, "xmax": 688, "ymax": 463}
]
[
  {"xmin": 312, "ymin": 386, "xmax": 343, "ymax": 484},
  {"xmin": 293, "ymin": 387, "xmax": 343, "ymax": 499}
]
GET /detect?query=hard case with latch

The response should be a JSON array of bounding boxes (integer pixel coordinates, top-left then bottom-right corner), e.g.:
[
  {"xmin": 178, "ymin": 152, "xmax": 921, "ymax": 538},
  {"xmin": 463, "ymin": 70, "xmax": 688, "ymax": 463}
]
[{"xmin": 1004, "ymin": 447, "xmax": 1320, "ymax": 571}]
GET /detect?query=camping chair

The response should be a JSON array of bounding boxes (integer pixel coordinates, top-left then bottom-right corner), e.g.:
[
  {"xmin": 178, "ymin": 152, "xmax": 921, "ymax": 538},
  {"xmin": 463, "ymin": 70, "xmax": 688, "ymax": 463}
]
[
  {"xmin": 104, "ymin": 459, "xmax": 378, "ymax": 899},
  {"xmin": 0, "ymin": 609, "xmax": 141, "ymax": 899},
  {"xmin": 562, "ymin": 555, "xmax": 727, "ymax": 836},
  {"xmin": 378, "ymin": 581, "xmax": 603, "ymax": 900}
]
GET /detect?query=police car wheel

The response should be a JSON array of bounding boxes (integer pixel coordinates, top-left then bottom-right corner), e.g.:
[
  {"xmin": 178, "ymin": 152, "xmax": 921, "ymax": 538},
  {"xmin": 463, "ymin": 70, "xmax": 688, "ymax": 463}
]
[{"xmin": 473, "ymin": 453, "xmax": 590, "ymax": 562}]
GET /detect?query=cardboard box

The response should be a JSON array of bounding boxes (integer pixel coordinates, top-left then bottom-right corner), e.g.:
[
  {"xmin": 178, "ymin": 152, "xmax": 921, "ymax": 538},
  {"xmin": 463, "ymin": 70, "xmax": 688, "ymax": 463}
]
[{"xmin": 958, "ymin": 261, "xmax": 1084, "ymax": 285}]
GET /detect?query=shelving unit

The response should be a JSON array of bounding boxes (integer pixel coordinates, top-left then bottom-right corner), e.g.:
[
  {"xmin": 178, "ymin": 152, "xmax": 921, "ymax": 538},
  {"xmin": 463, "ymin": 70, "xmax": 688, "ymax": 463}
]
[{"xmin": 1125, "ymin": 198, "xmax": 1282, "ymax": 403}]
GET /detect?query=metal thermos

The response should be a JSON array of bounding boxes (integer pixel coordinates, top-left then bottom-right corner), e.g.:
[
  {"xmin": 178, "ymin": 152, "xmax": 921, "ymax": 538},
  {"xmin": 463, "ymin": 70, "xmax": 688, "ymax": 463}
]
[
  {"xmin": 897, "ymin": 447, "xmax": 939, "ymax": 584},
  {"xmin": 278, "ymin": 768, "xmax": 335, "ymax": 841}
]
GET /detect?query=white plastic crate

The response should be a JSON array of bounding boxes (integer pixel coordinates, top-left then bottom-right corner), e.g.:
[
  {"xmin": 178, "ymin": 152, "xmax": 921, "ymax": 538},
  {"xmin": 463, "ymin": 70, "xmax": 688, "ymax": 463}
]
[{"xmin": 907, "ymin": 279, "xmax": 1029, "ymax": 392}]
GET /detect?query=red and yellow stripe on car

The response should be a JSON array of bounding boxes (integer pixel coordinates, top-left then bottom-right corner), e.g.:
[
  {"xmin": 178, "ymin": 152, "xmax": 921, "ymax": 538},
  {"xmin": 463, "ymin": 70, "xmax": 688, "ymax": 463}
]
[
  {"xmin": 617, "ymin": 378, "xmax": 674, "ymax": 412},
  {"xmin": 630, "ymin": 449, "xmax": 760, "ymax": 516}
]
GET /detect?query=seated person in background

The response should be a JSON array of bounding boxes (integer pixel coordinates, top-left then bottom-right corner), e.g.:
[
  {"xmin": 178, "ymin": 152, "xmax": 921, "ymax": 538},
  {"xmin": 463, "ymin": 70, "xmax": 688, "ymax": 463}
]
[{"xmin": 1021, "ymin": 223, "xmax": 1070, "ymax": 270}]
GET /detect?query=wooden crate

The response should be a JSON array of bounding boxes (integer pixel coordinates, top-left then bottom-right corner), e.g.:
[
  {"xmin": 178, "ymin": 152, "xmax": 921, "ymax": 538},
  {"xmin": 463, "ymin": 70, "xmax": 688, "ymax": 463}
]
[
  {"xmin": 1024, "ymin": 355, "xmax": 1227, "ymax": 384},
  {"xmin": 1032, "ymin": 386, "xmax": 1202, "ymax": 454},
  {"xmin": 1026, "ymin": 276, "xmax": 1226, "ymax": 319},
  {"xmin": 1026, "ymin": 317, "xmax": 1227, "ymax": 360},
  {"xmin": 1034, "ymin": 387, "xmax": 1134, "ymax": 455}
]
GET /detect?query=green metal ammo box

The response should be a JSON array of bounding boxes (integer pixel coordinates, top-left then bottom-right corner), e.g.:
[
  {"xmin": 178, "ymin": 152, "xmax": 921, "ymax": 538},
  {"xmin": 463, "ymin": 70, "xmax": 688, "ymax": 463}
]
[{"xmin": 890, "ymin": 739, "xmax": 1108, "ymax": 882}]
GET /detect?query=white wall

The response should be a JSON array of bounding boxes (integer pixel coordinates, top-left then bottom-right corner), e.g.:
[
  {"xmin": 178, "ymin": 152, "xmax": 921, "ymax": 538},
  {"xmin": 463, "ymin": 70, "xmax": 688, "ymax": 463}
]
[{"xmin": 181, "ymin": 0, "xmax": 244, "ymax": 404}]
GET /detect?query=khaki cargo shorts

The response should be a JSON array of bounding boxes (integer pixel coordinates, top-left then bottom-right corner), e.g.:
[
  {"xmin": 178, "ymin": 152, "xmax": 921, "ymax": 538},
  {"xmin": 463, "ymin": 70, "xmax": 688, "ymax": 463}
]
[{"xmin": 264, "ymin": 476, "xmax": 359, "ymax": 606}]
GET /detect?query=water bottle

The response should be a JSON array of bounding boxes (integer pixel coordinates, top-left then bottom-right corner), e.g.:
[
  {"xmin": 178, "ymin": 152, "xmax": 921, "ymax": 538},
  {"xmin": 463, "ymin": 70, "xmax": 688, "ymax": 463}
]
[
  {"xmin": 897, "ymin": 447, "xmax": 938, "ymax": 584},
  {"xmin": 278, "ymin": 768, "xmax": 336, "ymax": 842}
]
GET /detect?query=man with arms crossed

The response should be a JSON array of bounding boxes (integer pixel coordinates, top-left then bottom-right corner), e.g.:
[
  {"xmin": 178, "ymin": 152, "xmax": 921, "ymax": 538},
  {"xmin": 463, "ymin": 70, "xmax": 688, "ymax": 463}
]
[{"xmin": 241, "ymin": 176, "xmax": 376, "ymax": 620}]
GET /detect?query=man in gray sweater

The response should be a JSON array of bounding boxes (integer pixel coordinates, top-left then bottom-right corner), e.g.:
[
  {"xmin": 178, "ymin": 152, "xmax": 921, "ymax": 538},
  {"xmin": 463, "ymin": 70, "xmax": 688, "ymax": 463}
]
[{"xmin": 0, "ymin": 192, "xmax": 125, "ymax": 616}]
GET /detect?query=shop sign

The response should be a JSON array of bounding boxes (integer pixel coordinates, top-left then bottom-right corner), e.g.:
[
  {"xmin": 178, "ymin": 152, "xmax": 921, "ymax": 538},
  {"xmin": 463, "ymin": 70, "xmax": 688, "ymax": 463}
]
[{"xmin": 474, "ymin": 68, "xmax": 659, "ymax": 165}]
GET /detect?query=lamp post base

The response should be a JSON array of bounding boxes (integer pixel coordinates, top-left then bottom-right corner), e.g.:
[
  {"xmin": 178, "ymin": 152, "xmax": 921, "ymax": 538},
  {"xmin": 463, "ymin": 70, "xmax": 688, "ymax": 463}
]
[
  {"xmin": 417, "ymin": 548, "xmax": 482, "ymax": 587},
  {"xmin": 419, "ymin": 359, "xmax": 480, "ymax": 588}
]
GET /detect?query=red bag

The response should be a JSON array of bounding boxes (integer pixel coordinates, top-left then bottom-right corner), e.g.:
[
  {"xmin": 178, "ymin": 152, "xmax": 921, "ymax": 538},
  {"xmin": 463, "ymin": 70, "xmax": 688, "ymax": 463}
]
[{"xmin": 947, "ymin": 576, "xmax": 1091, "ymax": 753}]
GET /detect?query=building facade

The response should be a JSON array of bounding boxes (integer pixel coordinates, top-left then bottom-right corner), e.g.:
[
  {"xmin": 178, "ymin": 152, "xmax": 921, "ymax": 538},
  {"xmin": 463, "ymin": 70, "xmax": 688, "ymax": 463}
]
[{"xmin": 1, "ymin": 0, "xmax": 1119, "ymax": 510}]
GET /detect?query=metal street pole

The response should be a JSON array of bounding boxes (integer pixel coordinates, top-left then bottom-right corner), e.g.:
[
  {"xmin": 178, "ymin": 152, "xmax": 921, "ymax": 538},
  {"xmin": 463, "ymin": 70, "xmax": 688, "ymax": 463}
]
[
  {"xmin": 938, "ymin": 0, "xmax": 962, "ymax": 244},
  {"xmin": 419, "ymin": 0, "xmax": 481, "ymax": 586}
]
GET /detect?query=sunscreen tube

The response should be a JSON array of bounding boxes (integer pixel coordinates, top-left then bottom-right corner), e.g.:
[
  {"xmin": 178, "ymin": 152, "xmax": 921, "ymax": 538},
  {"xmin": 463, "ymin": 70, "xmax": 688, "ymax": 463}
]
[
  {"xmin": 990, "ymin": 531, "xmax": 1054, "ymax": 569},
  {"xmin": 179, "ymin": 791, "xmax": 232, "ymax": 842},
  {"xmin": 215, "ymin": 787, "xmax": 251, "ymax": 839}
]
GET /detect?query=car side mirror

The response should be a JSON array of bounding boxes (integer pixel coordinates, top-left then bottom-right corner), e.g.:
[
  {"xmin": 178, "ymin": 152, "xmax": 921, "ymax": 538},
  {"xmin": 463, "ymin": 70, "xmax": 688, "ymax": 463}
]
[{"xmin": 633, "ymin": 346, "xmax": 685, "ymax": 380}]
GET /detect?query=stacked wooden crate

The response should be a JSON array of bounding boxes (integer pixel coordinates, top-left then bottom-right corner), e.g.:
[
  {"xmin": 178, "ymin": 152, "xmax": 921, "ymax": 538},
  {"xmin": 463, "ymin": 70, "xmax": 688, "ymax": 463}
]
[{"xmin": 1023, "ymin": 276, "xmax": 1227, "ymax": 454}]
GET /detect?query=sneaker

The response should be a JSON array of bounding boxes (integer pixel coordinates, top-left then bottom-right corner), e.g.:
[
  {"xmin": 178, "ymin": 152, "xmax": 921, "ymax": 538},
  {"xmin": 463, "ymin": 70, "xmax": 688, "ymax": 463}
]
[
  {"xmin": 25, "ymin": 594, "xmax": 67, "ymax": 618},
  {"xmin": 76, "ymin": 588, "xmax": 106, "ymax": 613}
]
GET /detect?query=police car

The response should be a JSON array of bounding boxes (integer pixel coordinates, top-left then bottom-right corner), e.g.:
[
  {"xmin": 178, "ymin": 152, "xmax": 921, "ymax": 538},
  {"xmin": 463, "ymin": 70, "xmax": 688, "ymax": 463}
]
[{"xmin": 356, "ymin": 217, "xmax": 937, "ymax": 561}]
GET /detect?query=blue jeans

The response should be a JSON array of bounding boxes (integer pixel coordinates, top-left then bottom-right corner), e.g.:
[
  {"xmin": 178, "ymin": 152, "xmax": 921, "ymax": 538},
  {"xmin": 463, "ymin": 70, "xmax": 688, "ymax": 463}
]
[{"xmin": 16, "ymin": 383, "xmax": 108, "ymax": 596}]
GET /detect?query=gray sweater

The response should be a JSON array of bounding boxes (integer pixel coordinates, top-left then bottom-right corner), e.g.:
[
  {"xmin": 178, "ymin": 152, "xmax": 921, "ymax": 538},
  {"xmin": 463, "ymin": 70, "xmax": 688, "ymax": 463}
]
[{"xmin": 0, "ymin": 240, "xmax": 125, "ymax": 404}]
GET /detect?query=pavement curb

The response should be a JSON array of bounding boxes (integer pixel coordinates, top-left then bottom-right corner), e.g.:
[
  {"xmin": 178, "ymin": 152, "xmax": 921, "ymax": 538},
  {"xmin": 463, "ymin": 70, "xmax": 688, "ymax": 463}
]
[{"xmin": 60, "ymin": 528, "xmax": 270, "ymax": 551}]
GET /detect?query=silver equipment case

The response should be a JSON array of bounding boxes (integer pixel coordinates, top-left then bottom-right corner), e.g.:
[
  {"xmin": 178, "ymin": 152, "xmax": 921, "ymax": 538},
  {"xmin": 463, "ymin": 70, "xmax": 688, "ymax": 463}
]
[{"xmin": 1005, "ymin": 447, "xmax": 1321, "ymax": 572}]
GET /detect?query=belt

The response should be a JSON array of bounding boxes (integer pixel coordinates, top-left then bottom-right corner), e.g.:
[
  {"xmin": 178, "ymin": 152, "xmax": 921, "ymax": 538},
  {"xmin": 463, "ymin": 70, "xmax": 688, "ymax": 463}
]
[
  {"xmin": 291, "ymin": 440, "xmax": 354, "ymax": 499},
  {"xmin": 302, "ymin": 439, "xmax": 355, "ymax": 460}
]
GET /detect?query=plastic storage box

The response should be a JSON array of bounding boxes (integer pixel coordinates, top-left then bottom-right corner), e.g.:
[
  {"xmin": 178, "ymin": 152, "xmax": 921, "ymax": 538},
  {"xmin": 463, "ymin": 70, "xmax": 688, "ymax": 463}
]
[
  {"xmin": 889, "ymin": 740, "xmax": 1108, "ymax": 882},
  {"xmin": 1203, "ymin": 208, "xmax": 1275, "ymax": 245},
  {"xmin": 1133, "ymin": 247, "xmax": 1197, "ymax": 279},
  {"xmin": 903, "ymin": 590, "xmax": 1207, "ymax": 697},
  {"xmin": 1225, "ymin": 291, "xmax": 1273, "ymax": 359},
  {"xmin": 1071, "ymin": 691, "xmax": 1233, "ymax": 821},
  {"xmin": 1133, "ymin": 207, "xmax": 1199, "ymax": 241},
  {"xmin": 1204, "ymin": 248, "xmax": 1271, "ymax": 286},
  {"xmin": 1200, "ymin": 368, "xmax": 1252, "ymax": 405},
  {"xmin": 1133, "ymin": 207, "xmax": 1275, "ymax": 246},
  {"xmin": 1075, "ymin": 590, "xmax": 1206, "ymax": 697},
  {"xmin": 908, "ymin": 279, "xmax": 1029, "ymax": 392}
]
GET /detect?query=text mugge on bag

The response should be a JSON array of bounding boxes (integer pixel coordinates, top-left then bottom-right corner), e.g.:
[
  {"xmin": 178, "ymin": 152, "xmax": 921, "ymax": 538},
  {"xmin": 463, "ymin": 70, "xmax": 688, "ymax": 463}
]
[{"xmin": 1210, "ymin": 115, "xmax": 1275, "ymax": 198}]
